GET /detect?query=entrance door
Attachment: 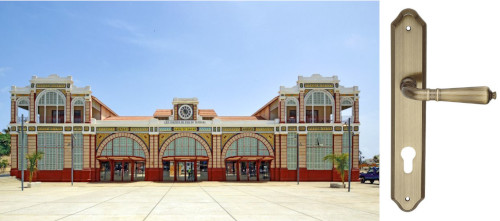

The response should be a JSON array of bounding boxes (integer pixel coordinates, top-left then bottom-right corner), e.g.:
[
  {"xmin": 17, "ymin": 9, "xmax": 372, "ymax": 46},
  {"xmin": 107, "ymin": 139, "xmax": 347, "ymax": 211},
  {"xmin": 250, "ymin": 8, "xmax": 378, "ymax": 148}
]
[
  {"xmin": 100, "ymin": 161, "xmax": 111, "ymax": 181},
  {"xmin": 249, "ymin": 161, "xmax": 257, "ymax": 181},
  {"xmin": 113, "ymin": 161, "xmax": 131, "ymax": 182},
  {"xmin": 163, "ymin": 161, "xmax": 174, "ymax": 181},
  {"xmin": 259, "ymin": 161, "xmax": 270, "ymax": 181},
  {"xmin": 134, "ymin": 161, "xmax": 145, "ymax": 181},
  {"xmin": 240, "ymin": 161, "xmax": 248, "ymax": 181},
  {"xmin": 197, "ymin": 161, "xmax": 208, "ymax": 181},
  {"xmin": 226, "ymin": 161, "xmax": 237, "ymax": 181},
  {"xmin": 176, "ymin": 161, "xmax": 196, "ymax": 182}
]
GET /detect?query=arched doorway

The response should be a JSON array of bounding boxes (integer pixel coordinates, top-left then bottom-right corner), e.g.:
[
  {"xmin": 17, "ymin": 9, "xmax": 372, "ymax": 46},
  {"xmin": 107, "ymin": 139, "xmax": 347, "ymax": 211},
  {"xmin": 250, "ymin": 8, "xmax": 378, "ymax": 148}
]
[
  {"xmin": 222, "ymin": 134, "xmax": 274, "ymax": 181},
  {"xmin": 96, "ymin": 135, "xmax": 148, "ymax": 182},
  {"xmin": 159, "ymin": 133, "xmax": 212, "ymax": 182}
]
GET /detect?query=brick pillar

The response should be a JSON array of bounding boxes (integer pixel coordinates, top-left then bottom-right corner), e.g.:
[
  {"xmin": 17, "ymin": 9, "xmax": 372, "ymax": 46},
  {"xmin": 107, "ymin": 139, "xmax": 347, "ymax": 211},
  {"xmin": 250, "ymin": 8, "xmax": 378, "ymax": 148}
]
[
  {"xmin": 90, "ymin": 135, "xmax": 95, "ymax": 169},
  {"xmin": 353, "ymin": 134, "xmax": 359, "ymax": 168},
  {"xmin": 83, "ymin": 134, "xmax": 90, "ymax": 169},
  {"xmin": 299, "ymin": 92, "xmax": 305, "ymax": 123},
  {"xmin": 333, "ymin": 134, "xmax": 342, "ymax": 156},
  {"xmin": 298, "ymin": 134, "xmax": 306, "ymax": 169},
  {"xmin": 30, "ymin": 91, "xmax": 35, "ymax": 123},
  {"xmin": 213, "ymin": 135, "xmax": 222, "ymax": 168},
  {"xmin": 279, "ymin": 100, "xmax": 285, "ymax": 123},
  {"xmin": 353, "ymin": 99, "xmax": 359, "ymax": 123},
  {"xmin": 11, "ymin": 135, "xmax": 18, "ymax": 170},
  {"xmin": 11, "ymin": 99, "xmax": 16, "ymax": 123},
  {"xmin": 193, "ymin": 105, "xmax": 197, "ymax": 120},
  {"xmin": 280, "ymin": 134, "xmax": 287, "ymax": 169},
  {"xmin": 27, "ymin": 134, "xmax": 36, "ymax": 154},
  {"xmin": 64, "ymin": 135, "xmax": 72, "ymax": 168},
  {"xmin": 335, "ymin": 93, "xmax": 340, "ymax": 123},
  {"xmin": 150, "ymin": 135, "xmax": 159, "ymax": 168},
  {"xmin": 66, "ymin": 92, "xmax": 71, "ymax": 123},
  {"xmin": 85, "ymin": 99, "xmax": 91, "ymax": 123}
]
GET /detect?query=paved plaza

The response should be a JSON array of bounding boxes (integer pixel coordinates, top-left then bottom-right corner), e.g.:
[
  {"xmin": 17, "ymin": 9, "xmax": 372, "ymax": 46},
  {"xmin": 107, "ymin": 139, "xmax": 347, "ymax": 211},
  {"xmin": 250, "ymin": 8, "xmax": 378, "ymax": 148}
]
[{"xmin": 0, "ymin": 176, "xmax": 378, "ymax": 221}]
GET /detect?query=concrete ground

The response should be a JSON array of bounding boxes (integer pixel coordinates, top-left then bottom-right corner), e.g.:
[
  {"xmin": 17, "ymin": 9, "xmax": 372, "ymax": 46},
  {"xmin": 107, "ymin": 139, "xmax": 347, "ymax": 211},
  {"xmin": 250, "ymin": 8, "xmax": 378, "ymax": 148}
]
[{"xmin": 0, "ymin": 176, "xmax": 379, "ymax": 221}]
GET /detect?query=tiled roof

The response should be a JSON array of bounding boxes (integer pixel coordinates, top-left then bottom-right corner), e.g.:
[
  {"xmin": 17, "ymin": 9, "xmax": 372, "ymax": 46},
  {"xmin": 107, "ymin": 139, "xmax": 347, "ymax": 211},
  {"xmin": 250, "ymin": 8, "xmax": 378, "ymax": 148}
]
[
  {"xmin": 252, "ymin": 96, "xmax": 279, "ymax": 116},
  {"xmin": 199, "ymin": 109, "xmax": 217, "ymax": 117},
  {"xmin": 91, "ymin": 95, "xmax": 118, "ymax": 116},
  {"xmin": 153, "ymin": 109, "xmax": 172, "ymax": 117},
  {"xmin": 103, "ymin": 116, "xmax": 153, "ymax": 121},
  {"xmin": 215, "ymin": 116, "xmax": 265, "ymax": 121}
]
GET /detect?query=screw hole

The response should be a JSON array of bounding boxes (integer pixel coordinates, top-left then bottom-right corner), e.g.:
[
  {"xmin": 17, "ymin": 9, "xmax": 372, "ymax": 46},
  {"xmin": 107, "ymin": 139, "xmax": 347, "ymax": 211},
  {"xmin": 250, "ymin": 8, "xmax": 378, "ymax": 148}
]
[
  {"xmin": 405, "ymin": 197, "xmax": 410, "ymax": 201},
  {"xmin": 406, "ymin": 26, "xmax": 411, "ymax": 31}
]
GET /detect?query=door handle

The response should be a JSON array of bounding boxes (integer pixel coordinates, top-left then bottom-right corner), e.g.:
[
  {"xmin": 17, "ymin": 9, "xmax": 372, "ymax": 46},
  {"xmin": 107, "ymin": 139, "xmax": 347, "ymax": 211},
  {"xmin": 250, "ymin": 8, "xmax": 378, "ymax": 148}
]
[
  {"xmin": 400, "ymin": 77, "xmax": 496, "ymax": 104},
  {"xmin": 391, "ymin": 9, "xmax": 495, "ymax": 212}
]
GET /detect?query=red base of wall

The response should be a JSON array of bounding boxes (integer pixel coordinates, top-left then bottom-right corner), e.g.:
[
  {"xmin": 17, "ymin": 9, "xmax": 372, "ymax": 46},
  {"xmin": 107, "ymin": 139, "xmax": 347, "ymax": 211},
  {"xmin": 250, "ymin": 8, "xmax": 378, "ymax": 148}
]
[
  {"xmin": 10, "ymin": 168, "xmax": 360, "ymax": 182},
  {"xmin": 145, "ymin": 168, "xmax": 162, "ymax": 181}
]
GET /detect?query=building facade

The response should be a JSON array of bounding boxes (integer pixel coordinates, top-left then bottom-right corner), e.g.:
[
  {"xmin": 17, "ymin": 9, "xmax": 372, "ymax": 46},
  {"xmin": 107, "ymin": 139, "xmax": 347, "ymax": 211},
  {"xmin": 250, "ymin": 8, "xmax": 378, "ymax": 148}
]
[{"xmin": 9, "ymin": 74, "xmax": 360, "ymax": 182}]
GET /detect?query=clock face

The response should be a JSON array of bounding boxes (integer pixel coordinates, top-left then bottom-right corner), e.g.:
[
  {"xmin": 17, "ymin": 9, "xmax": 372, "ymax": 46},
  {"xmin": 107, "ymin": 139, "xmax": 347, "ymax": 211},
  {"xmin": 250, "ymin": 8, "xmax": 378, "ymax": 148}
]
[{"xmin": 178, "ymin": 105, "xmax": 193, "ymax": 120}]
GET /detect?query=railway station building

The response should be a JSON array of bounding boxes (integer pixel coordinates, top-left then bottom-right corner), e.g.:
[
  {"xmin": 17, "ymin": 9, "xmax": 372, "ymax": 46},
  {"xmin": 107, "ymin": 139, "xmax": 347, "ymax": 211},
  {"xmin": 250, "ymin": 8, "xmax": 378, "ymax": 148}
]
[{"xmin": 9, "ymin": 74, "xmax": 360, "ymax": 182}]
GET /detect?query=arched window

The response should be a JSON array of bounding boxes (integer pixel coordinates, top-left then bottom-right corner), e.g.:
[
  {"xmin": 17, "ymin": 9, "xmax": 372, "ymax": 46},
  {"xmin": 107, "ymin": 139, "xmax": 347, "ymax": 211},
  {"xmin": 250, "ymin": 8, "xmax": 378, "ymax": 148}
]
[
  {"xmin": 101, "ymin": 137, "xmax": 145, "ymax": 158},
  {"xmin": 285, "ymin": 97, "xmax": 299, "ymax": 123},
  {"xmin": 340, "ymin": 97, "xmax": 354, "ymax": 122},
  {"xmin": 304, "ymin": 90, "xmax": 334, "ymax": 123},
  {"xmin": 71, "ymin": 97, "xmax": 85, "ymax": 123},
  {"xmin": 35, "ymin": 90, "xmax": 66, "ymax": 123},
  {"xmin": 225, "ymin": 137, "xmax": 269, "ymax": 158},
  {"xmin": 16, "ymin": 97, "xmax": 30, "ymax": 123},
  {"xmin": 164, "ymin": 137, "xmax": 207, "ymax": 157}
]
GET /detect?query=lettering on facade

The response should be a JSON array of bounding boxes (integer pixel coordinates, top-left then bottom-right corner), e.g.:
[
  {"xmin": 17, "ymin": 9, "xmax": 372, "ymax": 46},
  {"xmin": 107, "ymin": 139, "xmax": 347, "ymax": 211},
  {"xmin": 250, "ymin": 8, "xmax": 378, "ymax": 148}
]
[
  {"xmin": 299, "ymin": 126, "xmax": 306, "ymax": 131},
  {"xmin": 97, "ymin": 127, "xmax": 116, "ymax": 132},
  {"xmin": 222, "ymin": 127, "xmax": 240, "ymax": 132},
  {"xmin": 241, "ymin": 127, "xmax": 255, "ymax": 132},
  {"xmin": 117, "ymin": 127, "xmax": 129, "ymax": 132},
  {"xmin": 174, "ymin": 127, "xmax": 197, "ymax": 132},
  {"xmin": 354, "ymin": 126, "xmax": 359, "ymax": 131},
  {"xmin": 38, "ymin": 126, "xmax": 63, "ymax": 131},
  {"xmin": 281, "ymin": 126, "xmax": 286, "ymax": 131},
  {"xmin": 304, "ymin": 83, "xmax": 334, "ymax": 88},
  {"xmin": 288, "ymin": 126, "xmax": 297, "ymax": 131},
  {"xmin": 74, "ymin": 126, "xmax": 83, "ymax": 131},
  {"xmin": 35, "ymin": 83, "xmax": 67, "ymax": 88},
  {"xmin": 255, "ymin": 127, "xmax": 274, "ymax": 132},
  {"xmin": 130, "ymin": 127, "xmax": 149, "ymax": 132},
  {"xmin": 28, "ymin": 126, "xmax": 36, "ymax": 131},
  {"xmin": 334, "ymin": 126, "xmax": 342, "ymax": 131},
  {"xmin": 308, "ymin": 126, "xmax": 333, "ymax": 131},
  {"xmin": 64, "ymin": 126, "xmax": 72, "ymax": 131}
]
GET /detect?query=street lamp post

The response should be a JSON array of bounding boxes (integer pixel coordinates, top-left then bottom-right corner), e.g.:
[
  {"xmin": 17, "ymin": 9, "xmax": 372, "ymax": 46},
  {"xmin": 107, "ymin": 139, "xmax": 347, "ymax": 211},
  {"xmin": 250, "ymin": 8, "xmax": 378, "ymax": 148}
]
[
  {"xmin": 347, "ymin": 117, "xmax": 352, "ymax": 192},
  {"xmin": 296, "ymin": 133, "xmax": 299, "ymax": 185},
  {"xmin": 20, "ymin": 114, "xmax": 26, "ymax": 191},
  {"xmin": 71, "ymin": 134, "xmax": 74, "ymax": 186}
]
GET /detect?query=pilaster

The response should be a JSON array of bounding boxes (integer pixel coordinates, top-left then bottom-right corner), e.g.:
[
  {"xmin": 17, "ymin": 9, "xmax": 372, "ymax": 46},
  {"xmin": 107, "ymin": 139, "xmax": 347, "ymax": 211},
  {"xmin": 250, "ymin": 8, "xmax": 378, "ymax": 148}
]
[
  {"xmin": 298, "ymin": 134, "xmax": 307, "ymax": 168},
  {"xmin": 10, "ymin": 99, "xmax": 16, "ymax": 123},
  {"xmin": 29, "ymin": 91, "xmax": 35, "ymax": 123},
  {"xmin": 299, "ymin": 91, "xmax": 305, "ymax": 123},
  {"xmin": 335, "ymin": 92, "xmax": 340, "ymax": 123},
  {"xmin": 64, "ymin": 135, "xmax": 72, "ymax": 168}
]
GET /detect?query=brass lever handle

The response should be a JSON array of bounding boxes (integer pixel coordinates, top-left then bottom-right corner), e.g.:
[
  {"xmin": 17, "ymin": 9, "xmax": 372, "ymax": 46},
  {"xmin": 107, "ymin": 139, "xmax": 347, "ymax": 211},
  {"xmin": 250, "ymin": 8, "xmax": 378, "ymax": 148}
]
[{"xmin": 400, "ymin": 78, "xmax": 496, "ymax": 104}]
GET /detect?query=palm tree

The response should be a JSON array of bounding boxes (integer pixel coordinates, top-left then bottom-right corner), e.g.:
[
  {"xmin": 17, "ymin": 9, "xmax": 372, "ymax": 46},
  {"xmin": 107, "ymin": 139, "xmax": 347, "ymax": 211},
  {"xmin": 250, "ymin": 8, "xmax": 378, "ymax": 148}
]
[
  {"xmin": 2, "ymin": 127, "xmax": 10, "ymax": 134},
  {"xmin": 26, "ymin": 151, "xmax": 44, "ymax": 184},
  {"xmin": 324, "ymin": 153, "xmax": 349, "ymax": 188}
]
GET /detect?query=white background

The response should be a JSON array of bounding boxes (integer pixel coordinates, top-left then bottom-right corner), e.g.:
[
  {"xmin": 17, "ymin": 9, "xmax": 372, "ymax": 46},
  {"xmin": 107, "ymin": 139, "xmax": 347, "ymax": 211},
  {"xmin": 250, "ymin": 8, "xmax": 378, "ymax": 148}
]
[{"xmin": 380, "ymin": 0, "xmax": 500, "ymax": 220}]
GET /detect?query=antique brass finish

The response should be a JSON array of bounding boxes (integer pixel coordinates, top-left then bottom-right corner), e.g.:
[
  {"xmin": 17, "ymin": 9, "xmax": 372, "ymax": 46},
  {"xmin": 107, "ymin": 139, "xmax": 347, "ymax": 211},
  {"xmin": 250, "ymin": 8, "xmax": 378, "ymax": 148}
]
[
  {"xmin": 392, "ymin": 9, "xmax": 496, "ymax": 212},
  {"xmin": 401, "ymin": 78, "xmax": 496, "ymax": 104}
]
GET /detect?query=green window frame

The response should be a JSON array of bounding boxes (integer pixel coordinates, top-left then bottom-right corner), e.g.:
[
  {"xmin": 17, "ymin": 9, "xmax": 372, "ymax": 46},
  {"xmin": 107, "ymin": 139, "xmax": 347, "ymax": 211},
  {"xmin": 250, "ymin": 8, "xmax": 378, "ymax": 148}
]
[{"xmin": 306, "ymin": 132, "xmax": 333, "ymax": 170}]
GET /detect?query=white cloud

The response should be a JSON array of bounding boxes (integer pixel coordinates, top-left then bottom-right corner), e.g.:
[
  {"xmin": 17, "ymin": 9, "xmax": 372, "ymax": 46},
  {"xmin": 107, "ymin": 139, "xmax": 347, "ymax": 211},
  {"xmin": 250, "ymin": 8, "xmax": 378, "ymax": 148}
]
[
  {"xmin": 0, "ymin": 67, "xmax": 12, "ymax": 77},
  {"xmin": 105, "ymin": 19, "xmax": 143, "ymax": 37}
]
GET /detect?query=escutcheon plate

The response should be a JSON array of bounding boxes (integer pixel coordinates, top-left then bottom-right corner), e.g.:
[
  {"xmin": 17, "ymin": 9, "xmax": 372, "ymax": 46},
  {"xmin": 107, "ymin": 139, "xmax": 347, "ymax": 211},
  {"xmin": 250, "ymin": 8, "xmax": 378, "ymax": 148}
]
[{"xmin": 391, "ymin": 8, "xmax": 426, "ymax": 212}]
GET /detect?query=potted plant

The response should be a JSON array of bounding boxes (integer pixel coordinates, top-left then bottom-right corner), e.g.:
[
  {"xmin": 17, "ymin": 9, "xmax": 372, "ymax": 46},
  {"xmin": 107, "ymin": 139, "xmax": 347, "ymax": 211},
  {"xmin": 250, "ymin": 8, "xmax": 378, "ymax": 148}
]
[
  {"xmin": 26, "ymin": 151, "xmax": 44, "ymax": 188},
  {"xmin": 324, "ymin": 153, "xmax": 349, "ymax": 188}
]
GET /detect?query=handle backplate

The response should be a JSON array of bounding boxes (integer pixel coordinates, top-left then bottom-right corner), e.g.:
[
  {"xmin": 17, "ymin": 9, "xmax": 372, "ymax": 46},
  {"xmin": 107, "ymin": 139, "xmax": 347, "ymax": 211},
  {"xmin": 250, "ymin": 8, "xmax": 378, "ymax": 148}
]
[{"xmin": 391, "ymin": 9, "xmax": 426, "ymax": 212}]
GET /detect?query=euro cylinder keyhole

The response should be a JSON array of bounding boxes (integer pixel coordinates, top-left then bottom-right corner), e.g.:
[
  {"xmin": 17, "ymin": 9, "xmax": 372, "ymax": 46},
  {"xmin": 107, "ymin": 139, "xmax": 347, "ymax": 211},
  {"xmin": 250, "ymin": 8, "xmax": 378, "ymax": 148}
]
[{"xmin": 401, "ymin": 147, "xmax": 416, "ymax": 173}]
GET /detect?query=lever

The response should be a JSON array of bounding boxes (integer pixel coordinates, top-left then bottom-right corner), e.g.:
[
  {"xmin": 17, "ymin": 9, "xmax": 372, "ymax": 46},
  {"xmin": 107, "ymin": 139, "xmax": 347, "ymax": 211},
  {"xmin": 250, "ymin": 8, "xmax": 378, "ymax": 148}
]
[{"xmin": 400, "ymin": 77, "xmax": 496, "ymax": 104}]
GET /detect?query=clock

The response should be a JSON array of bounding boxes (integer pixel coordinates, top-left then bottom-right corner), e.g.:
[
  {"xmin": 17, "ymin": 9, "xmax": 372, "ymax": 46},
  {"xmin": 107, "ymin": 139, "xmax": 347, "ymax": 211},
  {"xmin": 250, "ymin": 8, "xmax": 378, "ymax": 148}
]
[{"xmin": 178, "ymin": 104, "xmax": 193, "ymax": 120}]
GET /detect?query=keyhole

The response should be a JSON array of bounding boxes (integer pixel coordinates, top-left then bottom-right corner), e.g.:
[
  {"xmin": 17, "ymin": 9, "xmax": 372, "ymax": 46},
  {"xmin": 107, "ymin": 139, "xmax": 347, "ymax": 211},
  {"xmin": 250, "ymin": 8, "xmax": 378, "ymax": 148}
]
[{"xmin": 401, "ymin": 147, "xmax": 416, "ymax": 173}]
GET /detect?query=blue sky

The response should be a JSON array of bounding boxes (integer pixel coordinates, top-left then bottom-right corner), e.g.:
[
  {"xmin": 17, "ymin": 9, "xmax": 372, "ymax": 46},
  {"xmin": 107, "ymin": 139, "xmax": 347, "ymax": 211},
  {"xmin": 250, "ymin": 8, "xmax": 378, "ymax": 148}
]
[{"xmin": 0, "ymin": 1, "xmax": 379, "ymax": 158}]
